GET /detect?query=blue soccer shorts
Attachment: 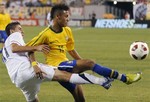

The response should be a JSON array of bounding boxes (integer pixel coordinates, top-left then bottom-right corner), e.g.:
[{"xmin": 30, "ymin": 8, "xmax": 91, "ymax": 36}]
[
  {"xmin": 58, "ymin": 60, "xmax": 77, "ymax": 92},
  {"xmin": 0, "ymin": 31, "xmax": 8, "ymax": 43}
]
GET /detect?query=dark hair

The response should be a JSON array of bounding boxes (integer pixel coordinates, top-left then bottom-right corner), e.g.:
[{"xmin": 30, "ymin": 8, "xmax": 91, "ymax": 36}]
[
  {"xmin": 50, "ymin": 4, "xmax": 69, "ymax": 20},
  {"xmin": 5, "ymin": 22, "xmax": 20, "ymax": 36}
]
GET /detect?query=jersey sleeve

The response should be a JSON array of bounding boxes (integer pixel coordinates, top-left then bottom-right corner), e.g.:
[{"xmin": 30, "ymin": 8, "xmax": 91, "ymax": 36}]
[
  {"xmin": 65, "ymin": 27, "xmax": 75, "ymax": 51},
  {"xmin": 26, "ymin": 30, "xmax": 47, "ymax": 46}
]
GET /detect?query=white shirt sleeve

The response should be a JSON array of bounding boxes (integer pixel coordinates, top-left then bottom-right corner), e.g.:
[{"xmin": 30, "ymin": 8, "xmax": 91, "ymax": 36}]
[{"xmin": 9, "ymin": 32, "xmax": 25, "ymax": 46}]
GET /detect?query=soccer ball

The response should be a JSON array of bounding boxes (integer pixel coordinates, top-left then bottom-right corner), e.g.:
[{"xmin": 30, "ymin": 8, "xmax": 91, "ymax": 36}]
[{"xmin": 129, "ymin": 41, "xmax": 149, "ymax": 60}]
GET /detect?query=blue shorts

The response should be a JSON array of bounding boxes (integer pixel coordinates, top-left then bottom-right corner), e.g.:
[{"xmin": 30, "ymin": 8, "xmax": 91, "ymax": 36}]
[
  {"xmin": 0, "ymin": 31, "xmax": 8, "ymax": 43},
  {"xmin": 58, "ymin": 60, "xmax": 77, "ymax": 92}
]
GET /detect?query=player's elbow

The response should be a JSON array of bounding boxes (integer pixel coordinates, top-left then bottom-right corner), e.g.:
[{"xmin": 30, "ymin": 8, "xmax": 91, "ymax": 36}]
[{"xmin": 12, "ymin": 48, "xmax": 18, "ymax": 53}]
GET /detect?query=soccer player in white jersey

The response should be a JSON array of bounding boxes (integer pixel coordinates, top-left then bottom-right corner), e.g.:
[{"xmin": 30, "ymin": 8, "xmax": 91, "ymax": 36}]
[{"xmin": 2, "ymin": 22, "xmax": 113, "ymax": 102}]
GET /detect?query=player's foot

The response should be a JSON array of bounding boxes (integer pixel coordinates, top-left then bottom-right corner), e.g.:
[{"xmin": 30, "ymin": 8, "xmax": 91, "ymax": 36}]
[
  {"xmin": 125, "ymin": 72, "xmax": 142, "ymax": 85},
  {"xmin": 102, "ymin": 77, "xmax": 114, "ymax": 90}
]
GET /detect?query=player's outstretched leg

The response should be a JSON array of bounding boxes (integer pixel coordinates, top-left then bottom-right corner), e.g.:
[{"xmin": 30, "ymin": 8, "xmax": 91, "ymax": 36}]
[
  {"xmin": 92, "ymin": 64, "xmax": 142, "ymax": 84},
  {"xmin": 69, "ymin": 73, "xmax": 114, "ymax": 90}
]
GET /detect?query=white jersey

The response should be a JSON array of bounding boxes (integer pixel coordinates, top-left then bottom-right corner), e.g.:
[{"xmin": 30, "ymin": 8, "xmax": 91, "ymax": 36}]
[
  {"xmin": 2, "ymin": 32, "xmax": 30, "ymax": 83},
  {"xmin": 2, "ymin": 32, "xmax": 55, "ymax": 101}
]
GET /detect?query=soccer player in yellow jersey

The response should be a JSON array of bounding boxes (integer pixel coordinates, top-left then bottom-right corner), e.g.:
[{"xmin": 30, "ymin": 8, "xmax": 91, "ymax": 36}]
[
  {"xmin": 0, "ymin": 2, "xmax": 11, "ymax": 53},
  {"xmin": 27, "ymin": 4, "xmax": 142, "ymax": 102}
]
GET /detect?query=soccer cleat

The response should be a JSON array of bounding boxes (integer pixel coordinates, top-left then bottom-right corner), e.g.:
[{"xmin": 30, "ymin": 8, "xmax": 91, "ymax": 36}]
[
  {"xmin": 102, "ymin": 77, "xmax": 114, "ymax": 90},
  {"xmin": 125, "ymin": 72, "xmax": 142, "ymax": 85}
]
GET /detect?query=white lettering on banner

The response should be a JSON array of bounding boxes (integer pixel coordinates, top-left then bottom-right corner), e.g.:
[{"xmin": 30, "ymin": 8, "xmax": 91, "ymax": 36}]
[
  {"xmin": 133, "ymin": 24, "xmax": 148, "ymax": 28},
  {"xmin": 95, "ymin": 19, "xmax": 147, "ymax": 28}
]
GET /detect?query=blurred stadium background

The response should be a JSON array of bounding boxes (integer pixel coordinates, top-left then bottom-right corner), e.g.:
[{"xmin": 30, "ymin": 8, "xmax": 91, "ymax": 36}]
[
  {"xmin": 0, "ymin": 0, "xmax": 150, "ymax": 102},
  {"xmin": 0, "ymin": 0, "xmax": 150, "ymax": 27}
]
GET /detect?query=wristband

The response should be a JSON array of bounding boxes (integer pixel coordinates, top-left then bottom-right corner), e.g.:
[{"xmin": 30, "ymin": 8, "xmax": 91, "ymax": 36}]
[{"xmin": 31, "ymin": 61, "xmax": 37, "ymax": 66}]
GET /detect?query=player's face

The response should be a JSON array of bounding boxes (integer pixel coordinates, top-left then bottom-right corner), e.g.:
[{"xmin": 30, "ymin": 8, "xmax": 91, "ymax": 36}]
[
  {"xmin": 12, "ymin": 25, "xmax": 24, "ymax": 36},
  {"xmin": 57, "ymin": 10, "xmax": 70, "ymax": 27},
  {"xmin": 0, "ymin": 4, "xmax": 5, "ymax": 13}
]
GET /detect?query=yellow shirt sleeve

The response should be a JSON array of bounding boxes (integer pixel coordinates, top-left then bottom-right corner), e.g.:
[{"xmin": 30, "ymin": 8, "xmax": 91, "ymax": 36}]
[{"xmin": 26, "ymin": 28, "xmax": 49, "ymax": 46}]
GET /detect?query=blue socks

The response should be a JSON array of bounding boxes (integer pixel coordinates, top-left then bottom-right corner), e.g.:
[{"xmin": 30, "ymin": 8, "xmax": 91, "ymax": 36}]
[
  {"xmin": 121, "ymin": 74, "xmax": 127, "ymax": 82},
  {"xmin": 92, "ymin": 64, "xmax": 112, "ymax": 77},
  {"xmin": 92, "ymin": 64, "xmax": 127, "ymax": 82}
]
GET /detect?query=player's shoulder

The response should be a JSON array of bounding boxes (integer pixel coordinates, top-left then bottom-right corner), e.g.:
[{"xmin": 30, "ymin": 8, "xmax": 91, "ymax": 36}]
[
  {"xmin": 63, "ymin": 26, "xmax": 72, "ymax": 32},
  {"xmin": 5, "ymin": 13, "xmax": 9, "ymax": 15},
  {"xmin": 4, "ymin": 13, "xmax": 10, "ymax": 16},
  {"xmin": 12, "ymin": 32, "xmax": 22, "ymax": 36},
  {"xmin": 39, "ymin": 27, "xmax": 50, "ymax": 35},
  {"xmin": 6, "ymin": 32, "xmax": 22, "ymax": 42},
  {"xmin": 9, "ymin": 32, "xmax": 22, "ymax": 38}
]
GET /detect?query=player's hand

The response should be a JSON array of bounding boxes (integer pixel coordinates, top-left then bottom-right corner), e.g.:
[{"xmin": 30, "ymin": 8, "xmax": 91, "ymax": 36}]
[
  {"xmin": 36, "ymin": 45, "xmax": 50, "ymax": 54},
  {"xmin": 33, "ymin": 65, "xmax": 47, "ymax": 79}
]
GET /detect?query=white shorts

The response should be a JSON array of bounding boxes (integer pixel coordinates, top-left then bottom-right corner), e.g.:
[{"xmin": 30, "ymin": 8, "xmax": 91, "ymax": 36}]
[{"xmin": 15, "ymin": 63, "xmax": 55, "ymax": 102}]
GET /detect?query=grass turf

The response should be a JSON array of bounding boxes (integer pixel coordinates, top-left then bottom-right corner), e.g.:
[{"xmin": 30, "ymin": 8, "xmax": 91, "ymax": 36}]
[{"xmin": 0, "ymin": 26, "xmax": 150, "ymax": 102}]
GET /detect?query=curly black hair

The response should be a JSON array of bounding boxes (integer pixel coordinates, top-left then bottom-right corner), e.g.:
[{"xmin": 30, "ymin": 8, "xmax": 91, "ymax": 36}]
[{"xmin": 50, "ymin": 4, "xmax": 69, "ymax": 20}]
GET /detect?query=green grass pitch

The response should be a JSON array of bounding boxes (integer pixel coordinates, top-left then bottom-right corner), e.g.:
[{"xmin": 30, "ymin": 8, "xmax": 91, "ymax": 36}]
[{"xmin": 0, "ymin": 26, "xmax": 150, "ymax": 102}]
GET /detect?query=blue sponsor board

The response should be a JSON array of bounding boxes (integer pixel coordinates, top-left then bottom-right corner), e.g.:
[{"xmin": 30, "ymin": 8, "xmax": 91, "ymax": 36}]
[{"xmin": 95, "ymin": 19, "xmax": 148, "ymax": 29}]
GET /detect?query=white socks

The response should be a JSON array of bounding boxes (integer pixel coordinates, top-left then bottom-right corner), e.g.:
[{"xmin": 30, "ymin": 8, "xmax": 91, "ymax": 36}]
[{"xmin": 69, "ymin": 73, "xmax": 107, "ymax": 86}]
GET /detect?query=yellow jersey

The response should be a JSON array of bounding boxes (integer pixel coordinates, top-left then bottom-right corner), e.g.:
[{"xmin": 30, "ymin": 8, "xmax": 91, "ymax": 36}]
[
  {"xmin": 0, "ymin": 13, "xmax": 11, "ymax": 30},
  {"xmin": 27, "ymin": 26, "xmax": 75, "ymax": 66}
]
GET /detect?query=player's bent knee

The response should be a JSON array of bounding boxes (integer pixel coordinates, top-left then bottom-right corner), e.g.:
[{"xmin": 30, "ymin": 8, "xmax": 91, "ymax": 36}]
[
  {"xmin": 77, "ymin": 59, "xmax": 95, "ymax": 68},
  {"xmin": 86, "ymin": 59, "xmax": 95, "ymax": 66}
]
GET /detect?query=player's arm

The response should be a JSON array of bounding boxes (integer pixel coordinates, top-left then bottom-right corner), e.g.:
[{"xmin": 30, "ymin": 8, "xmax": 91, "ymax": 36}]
[
  {"xmin": 66, "ymin": 31, "xmax": 82, "ymax": 59},
  {"xmin": 68, "ymin": 49, "xmax": 82, "ymax": 60},
  {"xmin": 26, "ymin": 30, "xmax": 47, "ymax": 46},
  {"xmin": 66, "ymin": 27, "xmax": 82, "ymax": 60},
  {"xmin": 28, "ymin": 52, "xmax": 46, "ymax": 79},
  {"xmin": 11, "ymin": 43, "xmax": 50, "ymax": 53}
]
